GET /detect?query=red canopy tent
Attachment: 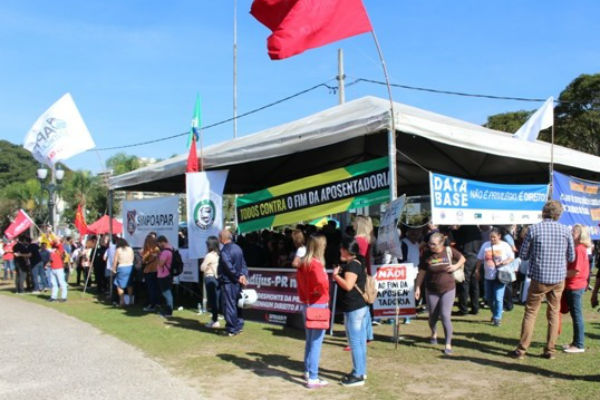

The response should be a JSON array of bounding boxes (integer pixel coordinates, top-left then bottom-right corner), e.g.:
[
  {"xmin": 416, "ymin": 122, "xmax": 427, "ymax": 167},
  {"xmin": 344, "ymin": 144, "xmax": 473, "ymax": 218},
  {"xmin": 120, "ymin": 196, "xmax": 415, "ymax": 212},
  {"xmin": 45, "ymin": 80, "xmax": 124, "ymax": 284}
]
[{"xmin": 86, "ymin": 215, "xmax": 122, "ymax": 235}]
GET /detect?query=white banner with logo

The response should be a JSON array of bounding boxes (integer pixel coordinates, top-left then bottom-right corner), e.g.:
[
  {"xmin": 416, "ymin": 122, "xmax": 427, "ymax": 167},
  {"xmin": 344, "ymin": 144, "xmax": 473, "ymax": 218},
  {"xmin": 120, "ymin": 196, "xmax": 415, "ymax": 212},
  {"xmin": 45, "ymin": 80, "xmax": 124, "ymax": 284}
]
[
  {"xmin": 122, "ymin": 196, "xmax": 179, "ymax": 249},
  {"xmin": 24, "ymin": 93, "xmax": 96, "ymax": 166},
  {"xmin": 376, "ymin": 194, "xmax": 406, "ymax": 260},
  {"xmin": 186, "ymin": 170, "xmax": 229, "ymax": 259}
]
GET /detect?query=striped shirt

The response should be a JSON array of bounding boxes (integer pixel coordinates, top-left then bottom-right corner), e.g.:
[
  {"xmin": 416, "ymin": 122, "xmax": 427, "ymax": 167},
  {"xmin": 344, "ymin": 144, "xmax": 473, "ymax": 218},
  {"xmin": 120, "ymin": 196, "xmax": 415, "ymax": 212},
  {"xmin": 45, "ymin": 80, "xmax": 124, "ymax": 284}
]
[{"xmin": 520, "ymin": 219, "xmax": 575, "ymax": 284}]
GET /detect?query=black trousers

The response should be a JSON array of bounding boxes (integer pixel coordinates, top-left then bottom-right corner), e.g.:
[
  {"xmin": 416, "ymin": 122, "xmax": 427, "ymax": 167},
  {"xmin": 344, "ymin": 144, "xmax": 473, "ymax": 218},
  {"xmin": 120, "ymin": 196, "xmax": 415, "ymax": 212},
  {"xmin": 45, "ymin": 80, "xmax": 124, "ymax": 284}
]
[{"xmin": 458, "ymin": 263, "xmax": 480, "ymax": 314}]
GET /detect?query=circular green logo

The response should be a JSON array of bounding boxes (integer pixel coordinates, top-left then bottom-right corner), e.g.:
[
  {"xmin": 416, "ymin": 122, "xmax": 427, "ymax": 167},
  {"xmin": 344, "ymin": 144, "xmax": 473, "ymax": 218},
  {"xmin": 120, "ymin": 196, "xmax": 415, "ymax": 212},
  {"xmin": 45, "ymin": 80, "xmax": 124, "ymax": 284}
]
[{"xmin": 193, "ymin": 199, "xmax": 216, "ymax": 230}]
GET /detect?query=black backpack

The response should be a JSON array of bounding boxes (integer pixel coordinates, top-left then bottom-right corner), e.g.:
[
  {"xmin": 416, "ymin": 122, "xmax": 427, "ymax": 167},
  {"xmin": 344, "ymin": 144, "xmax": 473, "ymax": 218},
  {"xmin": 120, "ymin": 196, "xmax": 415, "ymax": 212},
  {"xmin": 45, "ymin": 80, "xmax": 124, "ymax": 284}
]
[{"xmin": 166, "ymin": 248, "xmax": 184, "ymax": 277}]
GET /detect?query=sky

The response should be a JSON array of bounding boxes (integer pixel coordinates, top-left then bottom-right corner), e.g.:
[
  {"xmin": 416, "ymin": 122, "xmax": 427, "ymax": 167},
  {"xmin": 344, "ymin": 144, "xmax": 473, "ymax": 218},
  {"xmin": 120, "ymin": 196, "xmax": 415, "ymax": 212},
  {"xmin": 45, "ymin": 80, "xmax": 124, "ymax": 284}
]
[{"xmin": 0, "ymin": 0, "xmax": 598, "ymax": 174}]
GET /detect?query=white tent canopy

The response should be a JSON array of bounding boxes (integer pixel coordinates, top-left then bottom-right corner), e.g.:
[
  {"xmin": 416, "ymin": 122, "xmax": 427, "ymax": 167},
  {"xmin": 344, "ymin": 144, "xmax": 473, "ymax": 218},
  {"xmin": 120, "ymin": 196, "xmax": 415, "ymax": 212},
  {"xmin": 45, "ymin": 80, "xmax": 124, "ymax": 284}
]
[{"xmin": 109, "ymin": 96, "xmax": 600, "ymax": 194}]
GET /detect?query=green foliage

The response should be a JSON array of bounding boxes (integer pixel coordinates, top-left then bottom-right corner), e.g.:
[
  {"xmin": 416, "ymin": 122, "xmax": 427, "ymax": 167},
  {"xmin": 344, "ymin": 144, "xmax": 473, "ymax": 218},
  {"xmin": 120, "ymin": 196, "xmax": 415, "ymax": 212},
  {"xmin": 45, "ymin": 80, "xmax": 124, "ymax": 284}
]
[
  {"xmin": 0, "ymin": 140, "xmax": 38, "ymax": 188},
  {"xmin": 484, "ymin": 110, "xmax": 533, "ymax": 133},
  {"xmin": 106, "ymin": 152, "xmax": 142, "ymax": 175},
  {"xmin": 554, "ymin": 73, "xmax": 600, "ymax": 154}
]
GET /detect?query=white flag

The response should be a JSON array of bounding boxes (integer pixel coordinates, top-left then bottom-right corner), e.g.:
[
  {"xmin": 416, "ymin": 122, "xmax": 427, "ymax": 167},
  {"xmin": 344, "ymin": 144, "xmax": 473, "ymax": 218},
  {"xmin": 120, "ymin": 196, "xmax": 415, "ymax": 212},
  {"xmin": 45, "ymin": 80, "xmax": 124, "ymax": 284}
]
[
  {"xmin": 24, "ymin": 93, "xmax": 95, "ymax": 165},
  {"xmin": 513, "ymin": 96, "xmax": 554, "ymax": 142},
  {"xmin": 186, "ymin": 170, "xmax": 229, "ymax": 259}
]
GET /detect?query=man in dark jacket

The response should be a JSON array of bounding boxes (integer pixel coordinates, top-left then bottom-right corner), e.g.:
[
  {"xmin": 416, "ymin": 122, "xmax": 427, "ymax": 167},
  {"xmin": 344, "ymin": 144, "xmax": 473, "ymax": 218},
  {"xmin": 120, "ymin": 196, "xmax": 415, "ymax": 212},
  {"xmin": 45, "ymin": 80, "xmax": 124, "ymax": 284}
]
[{"xmin": 218, "ymin": 229, "xmax": 248, "ymax": 336}]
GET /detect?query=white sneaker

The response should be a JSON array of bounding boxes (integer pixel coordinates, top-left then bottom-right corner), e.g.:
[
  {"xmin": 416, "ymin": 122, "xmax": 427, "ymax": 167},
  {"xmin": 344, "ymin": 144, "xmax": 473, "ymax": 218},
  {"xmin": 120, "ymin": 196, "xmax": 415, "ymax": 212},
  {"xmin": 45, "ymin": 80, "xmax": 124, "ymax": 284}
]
[
  {"xmin": 205, "ymin": 321, "xmax": 220, "ymax": 328},
  {"xmin": 303, "ymin": 372, "xmax": 309, "ymax": 381},
  {"xmin": 306, "ymin": 378, "xmax": 328, "ymax": 389},
  {"xmin": 563, "ymin": 346, "xmax": 585, "ymax": 353}
]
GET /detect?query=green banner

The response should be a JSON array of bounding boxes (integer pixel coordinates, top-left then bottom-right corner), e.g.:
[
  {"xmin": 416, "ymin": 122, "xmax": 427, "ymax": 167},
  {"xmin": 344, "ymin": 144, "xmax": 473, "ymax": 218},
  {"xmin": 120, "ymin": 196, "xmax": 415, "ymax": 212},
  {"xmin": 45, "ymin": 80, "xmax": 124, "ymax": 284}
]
[{"xmin": 236, "ymin": 157, "xmax": 390, "ymax": 233}]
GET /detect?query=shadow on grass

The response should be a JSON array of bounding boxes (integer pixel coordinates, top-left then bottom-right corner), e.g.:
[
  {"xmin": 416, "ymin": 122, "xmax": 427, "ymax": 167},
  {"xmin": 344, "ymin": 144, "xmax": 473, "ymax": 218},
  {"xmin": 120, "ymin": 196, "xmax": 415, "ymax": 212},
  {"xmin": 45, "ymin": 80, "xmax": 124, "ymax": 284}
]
[
  {"xmin": 164, "ymin": 315, "xmax": 223, "ymax": 335},
  {"xmin": 217, "ymin": 351, "xmax": 343, "ymax": 385},
  {"xmin": 445, "ymin": 355, "xmax": 600, "ymax": 382}
]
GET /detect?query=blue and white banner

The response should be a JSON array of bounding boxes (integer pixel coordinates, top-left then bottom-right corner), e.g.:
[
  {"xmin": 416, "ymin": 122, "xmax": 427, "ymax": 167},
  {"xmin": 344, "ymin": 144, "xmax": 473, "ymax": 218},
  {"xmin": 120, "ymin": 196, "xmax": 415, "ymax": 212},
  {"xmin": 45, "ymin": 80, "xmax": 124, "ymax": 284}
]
[
  {"xmin": 430, "ymin": 172, "xmax": 548, "ymax": 225},
  {"xmin": 552, "ymin": 172, "xmax": 600, "ymax": 239},
  {"xmin": 122, "ymin": 196, "xmax": 179, "ymax": 249}
]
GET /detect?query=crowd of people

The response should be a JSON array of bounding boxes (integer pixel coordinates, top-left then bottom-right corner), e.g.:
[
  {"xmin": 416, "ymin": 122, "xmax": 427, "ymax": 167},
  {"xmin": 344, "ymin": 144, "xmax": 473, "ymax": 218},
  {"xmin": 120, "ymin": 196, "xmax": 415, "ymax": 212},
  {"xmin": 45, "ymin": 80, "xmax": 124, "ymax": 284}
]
[{"xmin": 1, "ymin": 199, "xmax": 599, "ymax": 389}]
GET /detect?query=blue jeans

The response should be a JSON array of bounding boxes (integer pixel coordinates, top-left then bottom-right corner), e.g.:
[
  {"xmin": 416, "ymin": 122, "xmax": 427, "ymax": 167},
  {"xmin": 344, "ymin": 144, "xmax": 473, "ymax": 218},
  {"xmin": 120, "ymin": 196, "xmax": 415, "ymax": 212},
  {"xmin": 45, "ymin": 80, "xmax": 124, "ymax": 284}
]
[
  {"xmin": 565, "ymin": 288, "xmax": 585, "ymax": 348},
  {"xmin": 51, "ymin": 268, "xmax": 67, "ymax": 300},
  {"xmin": 303, "ymin": 303, "xmax": 328, "ymax": 380},
  {"xmin": 344, "ymin": 306, "xmax": 368, "ymax": 377},
  {"xmin": 485, "ymin": 279, "xmax": 506, "ymax": 321},
  {"xmin": 3, "ymin": 259, "xmax": 15, "ymax": 279},
  {"xmin": 158, "ymin": 276, "xmax": 173, "ymax": 315},
  {"xmin": 365, "ymin": 308, "xmax": 374, "ymax": 341},
  {"xmin": 31, "ymin": 262, "xmax": 44, "ymax": 291},
  {"xmin": 205, "ymin": 276, "xmax": 220, "ymax": 323}
]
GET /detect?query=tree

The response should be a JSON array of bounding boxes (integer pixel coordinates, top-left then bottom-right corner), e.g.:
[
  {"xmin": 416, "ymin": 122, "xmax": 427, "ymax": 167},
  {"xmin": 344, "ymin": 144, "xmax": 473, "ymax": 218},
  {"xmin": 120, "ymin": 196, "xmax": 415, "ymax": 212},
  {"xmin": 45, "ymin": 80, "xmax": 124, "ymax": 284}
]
[
  {"xmin": 105, "ymin": 153, "xmax": 142, "ymax": 175},
  {"xmin": 1, "ymin": 178, "xmax": 45, "ymax": 223},
  {"xmin": 60, "ymin": 170, "xmax": 102, "ymax": 222},
  {"xmin": 484, "ymin": 111, "xmax": 533, "ymax": 133},
  {"xmin": 554, "ymin": 73, "xmax": 600, "ymax": 155},
  {"xmin": 0, "ymin": 140, "xmax": 38, "ymax": 188}
]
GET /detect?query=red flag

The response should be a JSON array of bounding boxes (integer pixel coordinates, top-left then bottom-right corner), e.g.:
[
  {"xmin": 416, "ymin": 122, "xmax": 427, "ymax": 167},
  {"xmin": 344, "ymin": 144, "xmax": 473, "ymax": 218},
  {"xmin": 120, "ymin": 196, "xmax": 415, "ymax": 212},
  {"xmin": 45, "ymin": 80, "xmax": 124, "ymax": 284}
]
[
  {"xmin": 74, "ymin": 204, "xmax": 88, "ymax": 235},
  {"xmin": 4, "ymin": 209, "xmax": 34, "ymax": 240},
  {"xmin": 250, "ymin": 0, "xmax": 372, "ymax": 60},
  {"xmin": 186, "ymin": 136, "xmax": 199, "ymax": 172}
]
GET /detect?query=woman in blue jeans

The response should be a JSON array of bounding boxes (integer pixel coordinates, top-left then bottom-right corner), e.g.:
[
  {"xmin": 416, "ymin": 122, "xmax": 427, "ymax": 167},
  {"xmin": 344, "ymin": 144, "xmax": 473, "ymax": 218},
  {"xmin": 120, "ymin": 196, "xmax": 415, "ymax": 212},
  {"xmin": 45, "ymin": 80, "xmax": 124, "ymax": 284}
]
[
  {"xmin": 297, "ymin": 234, "xmax": 330, "ymax": 389},
  {"xmin": 201, "ymin": 236, "xmax": 221, "ymax": 328},
  {"xmin": 476, "ymin": 228, "xmax": 514, "ymax": 326},
  {"xmin": 332, "ymin": 236, "xmax": 368, "ymax": 387}
]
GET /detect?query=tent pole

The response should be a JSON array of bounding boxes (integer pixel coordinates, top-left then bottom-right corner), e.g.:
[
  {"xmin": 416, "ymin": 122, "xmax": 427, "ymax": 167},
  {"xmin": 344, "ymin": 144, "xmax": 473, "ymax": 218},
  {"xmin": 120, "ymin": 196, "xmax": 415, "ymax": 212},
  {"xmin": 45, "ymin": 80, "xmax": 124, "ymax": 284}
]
[
  {"xmin": 337, "ymin": 48, "xmax": 345, "ymax": 105},
  {"xmin": 233, "ymin": 0, "xmax": 239, "ymax": 229},
  {"xmin": 549, "ymin": 121, "xmax": 555, "ymax": 199},
  {"xmin": 108, "ymin": 190, "xmax": 114, "ymax": 301},
  {"xmin": 369, "ymin": 30, "xmax": 397, "ymax": 202},
  {"xmin": 82, "ymin": 236, "xmax": 100, "ymax": 295}
]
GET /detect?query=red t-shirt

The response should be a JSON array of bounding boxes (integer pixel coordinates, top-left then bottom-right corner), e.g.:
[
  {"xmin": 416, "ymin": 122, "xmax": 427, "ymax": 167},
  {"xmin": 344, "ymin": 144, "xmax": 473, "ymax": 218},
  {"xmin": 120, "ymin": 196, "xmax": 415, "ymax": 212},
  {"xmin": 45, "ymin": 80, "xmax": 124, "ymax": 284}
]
[
  {"xmin": 297, "ymin": 258, "xmax": 330, "ymax": 305},
  {"xmin": 566, "ymin": 244, "xmax": 590, "ymax": 290},
  {"xmin": 50, "ymin": 249, "xmax": 64, "ymax": 270},
  {"xmin": 2, "ymin": 242, "xmax": 14, "ymax": 261}
]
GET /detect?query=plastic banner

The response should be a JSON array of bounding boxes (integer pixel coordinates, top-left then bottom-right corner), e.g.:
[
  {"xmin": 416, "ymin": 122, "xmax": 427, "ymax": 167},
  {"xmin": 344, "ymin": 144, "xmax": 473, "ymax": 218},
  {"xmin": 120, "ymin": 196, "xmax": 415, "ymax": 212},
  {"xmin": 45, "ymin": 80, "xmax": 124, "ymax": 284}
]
[
  {"xmin": 430, "ymin": 172, "xmax": 548, "ymax": 225},
  {"xmin": 552, "ymin": 171, "xmax": 600, "ymax": 239},
  {"xmin": 123, "ymin": 196, "xmax": 179, "ymax": 249}
]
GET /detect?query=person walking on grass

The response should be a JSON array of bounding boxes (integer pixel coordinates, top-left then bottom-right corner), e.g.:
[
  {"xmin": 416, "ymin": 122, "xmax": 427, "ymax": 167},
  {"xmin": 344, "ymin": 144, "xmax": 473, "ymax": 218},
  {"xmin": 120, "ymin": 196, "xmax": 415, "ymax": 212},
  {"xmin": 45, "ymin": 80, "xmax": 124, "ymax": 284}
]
[
  {"xmin": 509, "ymin": 200, "xmax": 575, "ymax": 360},
  {"xmin": 415, "ymin": 232, "xmax": 466, "ymax": 356},
  {"xmin": 562, "ymin": 224, "xmax": 590, "ymax": 354},
  {"xmin": 297, "ymin": 234, "xmax": 330, "ymax": 389}
]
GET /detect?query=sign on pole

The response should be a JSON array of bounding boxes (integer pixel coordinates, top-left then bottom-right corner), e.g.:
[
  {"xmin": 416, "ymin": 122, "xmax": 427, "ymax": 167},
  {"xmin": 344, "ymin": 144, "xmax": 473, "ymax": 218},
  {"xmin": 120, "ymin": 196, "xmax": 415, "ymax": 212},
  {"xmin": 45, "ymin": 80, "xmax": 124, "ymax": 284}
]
[
  {"xmin": 371, "ymin": 264, "xmax": 417, "ymax": 318},
  {"xmin": 552, "ymin": 171, "xmax": 600, "ymax": 239},
  {"xmin": 376, "ymin": 195, "xmax": 406, "ymax": 260}
]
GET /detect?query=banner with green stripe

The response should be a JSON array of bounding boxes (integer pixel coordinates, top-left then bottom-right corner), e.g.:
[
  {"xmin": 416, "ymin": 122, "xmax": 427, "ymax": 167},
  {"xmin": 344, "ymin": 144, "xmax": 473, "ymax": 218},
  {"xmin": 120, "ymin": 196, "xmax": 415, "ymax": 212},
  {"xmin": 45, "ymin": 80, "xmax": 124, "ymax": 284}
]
[{"xmin": 236, "ymin": 157, "xmax": 390, "ymax": 233}]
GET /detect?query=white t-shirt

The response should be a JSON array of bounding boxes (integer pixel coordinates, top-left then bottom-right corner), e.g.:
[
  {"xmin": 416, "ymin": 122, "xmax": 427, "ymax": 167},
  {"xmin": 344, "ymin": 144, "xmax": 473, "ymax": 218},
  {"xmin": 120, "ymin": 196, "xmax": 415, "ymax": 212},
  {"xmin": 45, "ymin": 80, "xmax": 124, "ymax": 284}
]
[
  {"xmin": 477, "ymin": 241, "xmax": 514, "ymax": 280},
  {"xmin": 295, "ymin": 246, "xmax": 306, "ymax": 258}
]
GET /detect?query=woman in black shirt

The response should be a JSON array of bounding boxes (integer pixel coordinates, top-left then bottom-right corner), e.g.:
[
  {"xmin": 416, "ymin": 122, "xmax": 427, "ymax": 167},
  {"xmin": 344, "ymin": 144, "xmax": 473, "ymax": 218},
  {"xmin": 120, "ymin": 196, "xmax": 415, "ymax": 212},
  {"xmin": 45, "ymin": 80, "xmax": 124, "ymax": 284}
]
[{"xmin": 332, "ymin": 236, "xmax": 368, "ymax": 387}]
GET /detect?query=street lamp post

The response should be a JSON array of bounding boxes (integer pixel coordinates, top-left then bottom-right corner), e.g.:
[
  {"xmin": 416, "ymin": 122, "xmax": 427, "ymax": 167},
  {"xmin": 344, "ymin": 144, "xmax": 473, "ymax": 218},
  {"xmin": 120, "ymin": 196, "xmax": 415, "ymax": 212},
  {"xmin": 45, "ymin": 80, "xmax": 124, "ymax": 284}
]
[{"xmin": 37, "ymin": 165, "xmax": 65, "ymax": 228}]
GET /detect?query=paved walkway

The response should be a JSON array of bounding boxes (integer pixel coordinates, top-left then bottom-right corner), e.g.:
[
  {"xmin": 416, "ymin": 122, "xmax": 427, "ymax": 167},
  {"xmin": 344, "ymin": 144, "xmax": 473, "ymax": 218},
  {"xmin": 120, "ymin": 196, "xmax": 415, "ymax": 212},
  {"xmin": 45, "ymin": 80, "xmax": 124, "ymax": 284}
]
[{"xmin": 0, "ymin": 295, "xmax": 201, "ymax": 399}]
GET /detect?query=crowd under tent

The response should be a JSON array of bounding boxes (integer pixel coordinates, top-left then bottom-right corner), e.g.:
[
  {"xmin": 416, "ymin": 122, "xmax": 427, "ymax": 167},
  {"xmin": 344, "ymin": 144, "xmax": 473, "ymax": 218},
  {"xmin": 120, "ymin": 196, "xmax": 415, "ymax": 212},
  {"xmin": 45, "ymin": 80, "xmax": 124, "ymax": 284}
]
[{"xmin": 108, "ymin": 96, "xmax": 600, "ymax": 196}]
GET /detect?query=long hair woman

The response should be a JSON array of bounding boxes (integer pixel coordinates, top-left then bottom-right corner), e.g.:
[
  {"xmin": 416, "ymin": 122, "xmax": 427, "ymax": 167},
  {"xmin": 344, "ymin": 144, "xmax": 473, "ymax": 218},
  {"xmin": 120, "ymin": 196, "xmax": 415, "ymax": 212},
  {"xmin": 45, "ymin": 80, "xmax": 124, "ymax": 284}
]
[
  {"xmin": 201, "ymin": 236, "xmax": 221, "ymax": 328},
  {"xmin": 141, "ymin": 234, "xmax": 161, "ymax": 312},
  {"xmin": 563, "ymin": 224, "xmax": 591, "ymax": 353},
  {"xmin": 297, "ymin": 234, "xmax": 329, "ymax": 389},
  {"xmin": 111, "ymin": 238, "xmax": 135, "ymax": 307},
  {"xmin": 332, "ymin": 236, "xmax": 368, "ymax": 387}
]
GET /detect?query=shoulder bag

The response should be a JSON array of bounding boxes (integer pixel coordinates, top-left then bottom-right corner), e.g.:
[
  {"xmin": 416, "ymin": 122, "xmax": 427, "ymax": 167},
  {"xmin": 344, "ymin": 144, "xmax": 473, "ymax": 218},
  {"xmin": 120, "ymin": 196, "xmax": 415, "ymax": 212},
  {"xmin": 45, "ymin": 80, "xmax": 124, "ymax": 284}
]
[{"xmin": 447, "ymin": 246, "xmax": 465, "ymax": 283}]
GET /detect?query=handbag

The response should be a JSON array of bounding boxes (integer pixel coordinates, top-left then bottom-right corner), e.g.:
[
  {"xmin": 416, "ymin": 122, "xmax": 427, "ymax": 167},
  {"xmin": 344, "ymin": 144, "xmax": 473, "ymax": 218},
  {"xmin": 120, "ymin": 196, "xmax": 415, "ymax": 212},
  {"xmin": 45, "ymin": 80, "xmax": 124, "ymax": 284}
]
[
  {"xmin": 305, "ymin": 307, "xmax": 331, "ymax": 330},
  {"xmin": 446, "ymin": 247, "xmax": 465, "ymax": 283},
  {"xmin": 492, "ymin": 244, "xmax": 516, "ymax": 284}
]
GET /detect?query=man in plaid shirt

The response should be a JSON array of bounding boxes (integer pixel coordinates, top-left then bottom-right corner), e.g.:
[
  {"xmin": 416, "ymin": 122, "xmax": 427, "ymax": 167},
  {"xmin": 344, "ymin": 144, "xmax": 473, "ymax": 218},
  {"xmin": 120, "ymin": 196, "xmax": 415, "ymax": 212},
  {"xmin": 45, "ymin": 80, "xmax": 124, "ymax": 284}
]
[{"xmin": 509, "ymin": 200, "xmax": 575, "ymax": 360}]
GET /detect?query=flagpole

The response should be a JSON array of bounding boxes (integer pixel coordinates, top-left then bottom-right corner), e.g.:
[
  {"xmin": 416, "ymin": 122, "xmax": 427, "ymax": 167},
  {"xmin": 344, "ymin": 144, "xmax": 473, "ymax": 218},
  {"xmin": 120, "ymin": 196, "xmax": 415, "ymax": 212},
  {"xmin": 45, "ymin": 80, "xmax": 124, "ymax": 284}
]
[
  {"xmin": 233, "ymin": 0, "xmax": 239, "ymax": 230},
  {"xmin": 369, "ymin": 29, "xmax": 397, "ymax": 202},
  {"xmin": 549, "ymin": 120, "xmax": 555, "ymax": 199}
]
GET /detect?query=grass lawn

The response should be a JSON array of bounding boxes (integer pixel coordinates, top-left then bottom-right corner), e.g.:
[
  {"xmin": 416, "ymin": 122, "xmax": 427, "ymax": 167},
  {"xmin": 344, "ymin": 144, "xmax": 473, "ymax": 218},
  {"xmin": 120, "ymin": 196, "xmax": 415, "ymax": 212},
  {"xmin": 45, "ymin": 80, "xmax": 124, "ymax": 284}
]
[{"xmin": 1, "ymin": 278, "xmax": 599, "ymax": 400}]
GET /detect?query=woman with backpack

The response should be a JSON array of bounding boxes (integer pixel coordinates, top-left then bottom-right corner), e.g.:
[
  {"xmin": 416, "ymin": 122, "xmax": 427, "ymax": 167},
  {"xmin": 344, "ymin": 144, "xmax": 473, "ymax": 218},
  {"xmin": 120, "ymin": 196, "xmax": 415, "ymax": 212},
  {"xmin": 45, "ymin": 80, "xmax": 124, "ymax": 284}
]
[
  {"xmin": 141, "ymin": 234, "xmax": 161, "ymax": 312},
  {"xmin": 332, "ymin": 236, "xmax": 369, "ymax": 387},
  {"xmin": 415, "ymin": 232, "xmax": 466, "ymax": 355},
  {"xmin": 296, "ymin": 234, "xmax": 330, "ymax": 389}
]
